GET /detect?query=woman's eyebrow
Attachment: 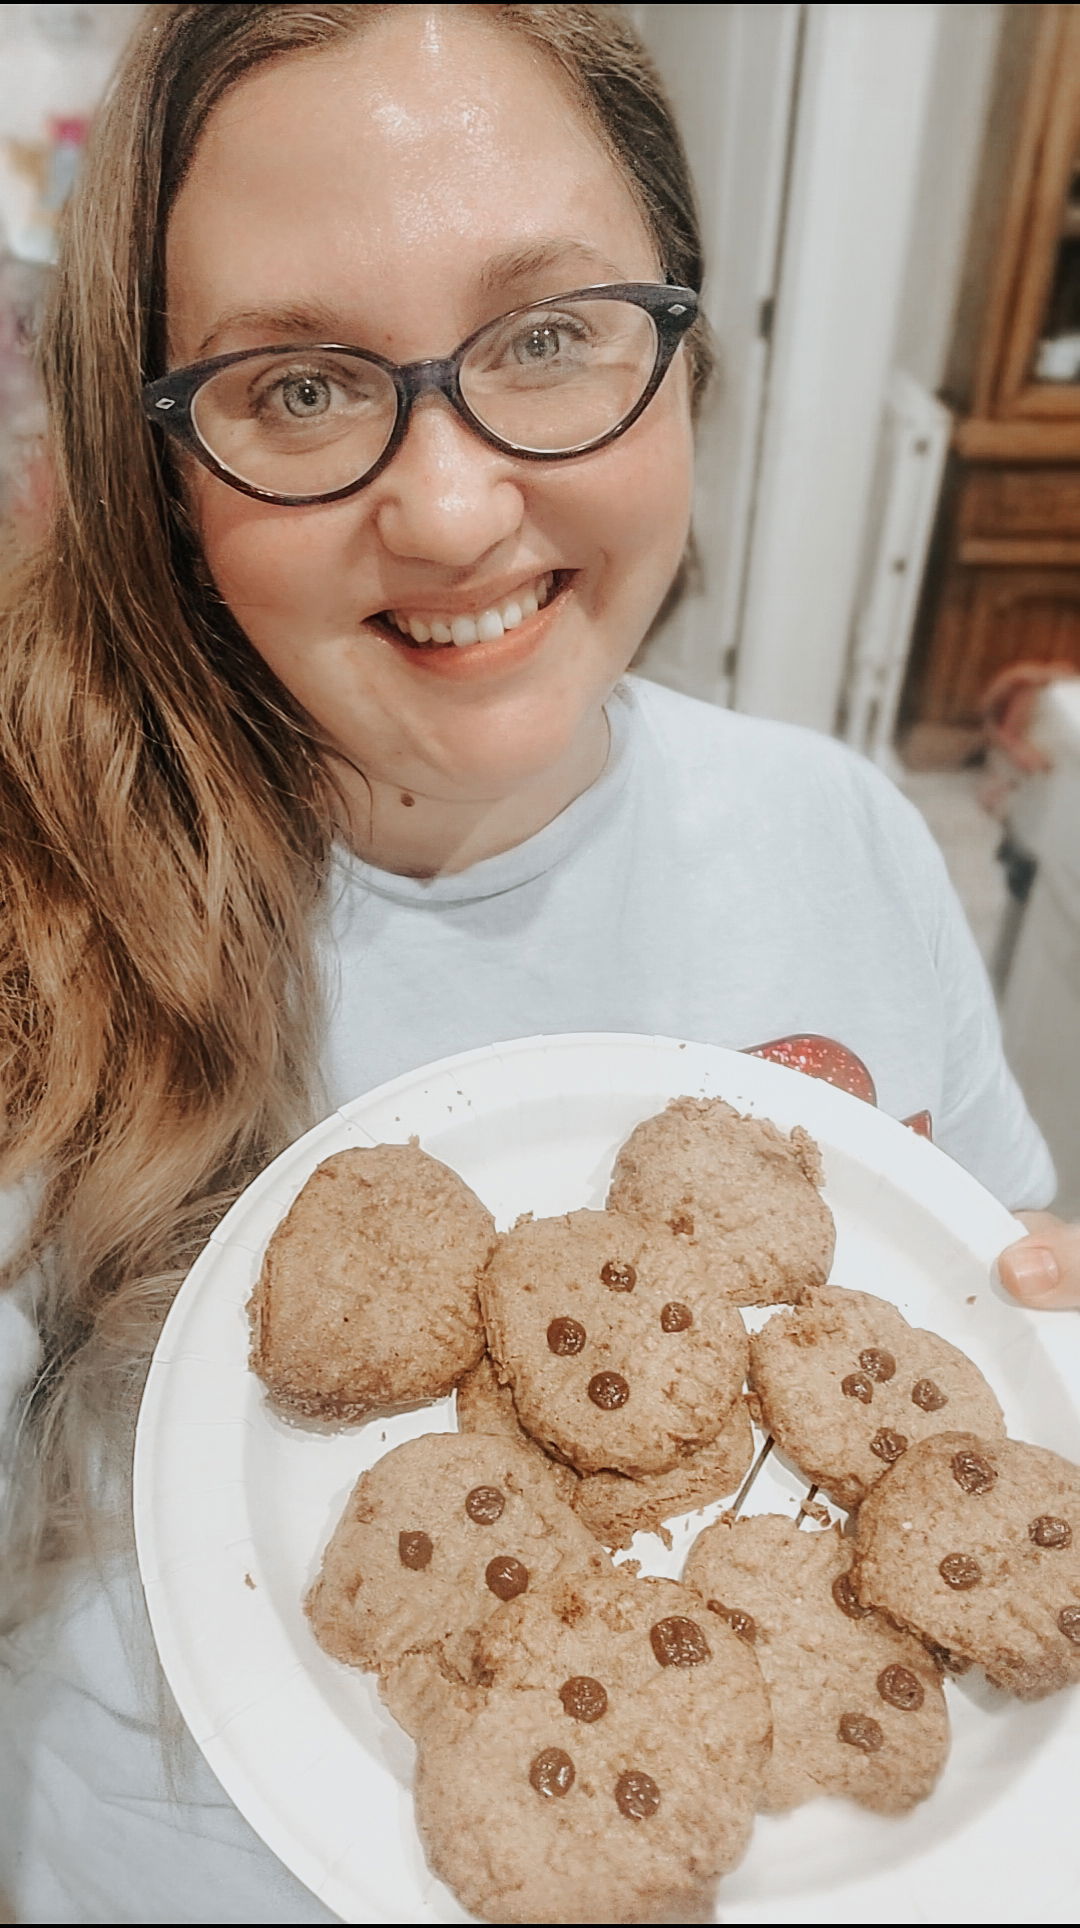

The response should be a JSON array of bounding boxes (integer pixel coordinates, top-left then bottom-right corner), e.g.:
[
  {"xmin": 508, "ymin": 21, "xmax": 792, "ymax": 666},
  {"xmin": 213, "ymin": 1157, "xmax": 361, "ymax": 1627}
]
[
  {"xmin": 477, "ymin": 238, "xmax": 630, "ymax": 296},
  {"xmin": 192, "ymin": 243, "xmax": 633, "ymax": 359},
  {"xmin": 195, "ymin": 301, "xmax": 346, "ymax": 359}
]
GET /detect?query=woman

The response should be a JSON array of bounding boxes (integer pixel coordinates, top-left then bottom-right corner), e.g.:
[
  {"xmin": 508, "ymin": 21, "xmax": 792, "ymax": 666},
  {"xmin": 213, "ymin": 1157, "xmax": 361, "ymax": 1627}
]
[{"xmin": 0, "ymin": 4, "xmax": 1075, "ymax": 1921}]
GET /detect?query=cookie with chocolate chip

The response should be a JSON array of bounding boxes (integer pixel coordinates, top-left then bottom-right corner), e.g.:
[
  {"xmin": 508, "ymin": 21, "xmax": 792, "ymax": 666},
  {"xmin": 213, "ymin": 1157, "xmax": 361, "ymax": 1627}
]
[
  {"xmin": 748, "ymin": 1286, "xmax": 1004, "ymax": 1509},
  {"xmin": 305, "ymin": 1432, "xmax": 610, "ymax": 1728},
  {"xmin": 852, "ymin": 1431, "xmax": 1080, "ymax": 1699},
  {"xmin": 573, "ymin": 1401, "xmax": 755, "ymax": 1549},
  {"xmin": 478, "ymin": 1208, "xmax": 749, "ymax": 1478},
  {"xmin": 457, "ymin": 1350, "xmax": 756, "ymax": 1549},
  {"xmin": 683, "ymin": 1513, "xmax": 949, "ymax": 1812},
  {"xmin": 413, "ymin": 1569, "xmax": 771, "ymax": 1924},
  {"xmin": 455, "ymin": 1350, "xmax": 579, "ymax": 1503},
  {"xmin": 606, "ymin": 1095, "xmax": 835, "ymax": 1306},
  {"xmin": 249, "ymin": 1141, "xmax": 495, "ymax": 1422}
]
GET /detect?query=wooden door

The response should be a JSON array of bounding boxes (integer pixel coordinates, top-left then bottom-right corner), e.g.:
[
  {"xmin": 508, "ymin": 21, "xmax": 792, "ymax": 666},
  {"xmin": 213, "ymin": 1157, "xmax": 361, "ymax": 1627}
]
[{"xmin": 912, "ymin": 560, "xmax": 1080, "ymax": 723}]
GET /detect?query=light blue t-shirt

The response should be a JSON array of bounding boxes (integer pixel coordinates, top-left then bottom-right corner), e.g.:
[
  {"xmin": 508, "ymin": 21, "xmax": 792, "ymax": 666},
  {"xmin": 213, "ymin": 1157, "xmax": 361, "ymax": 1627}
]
[
  {"xmin": 319, "ymin": 677, "xmax": 1053, "ymax": 1203},
  {"xmin": 0, "ymin": 677, "xmax": 1054, "ymax": 1924}
]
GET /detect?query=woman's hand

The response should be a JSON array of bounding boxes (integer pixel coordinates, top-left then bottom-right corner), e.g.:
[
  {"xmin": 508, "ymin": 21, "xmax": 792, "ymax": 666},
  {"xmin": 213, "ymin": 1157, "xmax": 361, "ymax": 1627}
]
[{"xmin": 998, "ymin": 1212, "xmax": 1080, "ymax": 1309}]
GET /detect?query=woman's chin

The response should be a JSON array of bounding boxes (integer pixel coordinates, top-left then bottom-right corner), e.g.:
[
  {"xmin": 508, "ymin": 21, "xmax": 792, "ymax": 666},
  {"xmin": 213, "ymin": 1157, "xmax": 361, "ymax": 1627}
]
[{"xmin": 420, "ymin": 703, "xmax": 611, "ymax": 808}]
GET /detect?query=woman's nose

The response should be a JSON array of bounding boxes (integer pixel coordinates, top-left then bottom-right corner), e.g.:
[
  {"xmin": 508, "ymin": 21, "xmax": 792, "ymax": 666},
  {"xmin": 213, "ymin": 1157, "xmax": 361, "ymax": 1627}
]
[{"xmin": 369, "ymin": 395, "xmax": 525, "ymax": 565}]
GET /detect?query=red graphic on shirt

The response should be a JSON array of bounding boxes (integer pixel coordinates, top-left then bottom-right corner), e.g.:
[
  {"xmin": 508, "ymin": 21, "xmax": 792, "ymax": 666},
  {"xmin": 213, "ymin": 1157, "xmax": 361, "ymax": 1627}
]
[{"xmin": 742, "ymin": 1033, "xmax": 932, "ymax": 1140}]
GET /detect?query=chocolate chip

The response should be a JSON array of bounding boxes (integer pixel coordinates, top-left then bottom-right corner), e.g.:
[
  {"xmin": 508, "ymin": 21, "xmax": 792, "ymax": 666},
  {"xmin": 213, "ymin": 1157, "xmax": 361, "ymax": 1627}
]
[
  {"xmin": 877, "ymin": 1664, "xmax": 924, "ymax": 1710},
  {"xmin": 660, "ymin": 1301, "xmax": 693, "ymax": 1333},
  {"xmin": 841, "ymin": 1371, "xmax": 874, "ymax": 1404},
  {"xmin": 859, "ymin": 1348, "xmax": 896, "ymax": 1382},
  {"xmin": 398, "ymin": 1530, "xmax": 433, "ymax": 1570},
  {"xmin": 910, "ymin": 1377, "xmax": 947, "ymax": 1411},
  {"xmin": 588, "ymin": 1370, "xmax": 629, "ymax": 1410},
  {"xmin": 650, "ymin": 1616, "xmax": 711, "ymax": 1667},
  {"xmin": 706, "ymin": 1600, "xmax": 757, "ymax": 1642},
  {"xmin": 939, "ymin": 1552, "xmax": 982, "ymax": 1589},
  {"xmin": 614, "ymin": 1769, "xmax": 660, "ymax": 1819},
  {"xmin": 838, "ymin": 1712, "xmax": 884, "ymax": 1753},
  {"xmin": 558, "ymin": 1676, "xmax": 608, "ymax": 1723},
  {"xmin": 464, "ymin": 1485, "xmax": 505, "ymax": 1525},
  {"xmin": 832, "ymin": 1570, "xmax": 874, "ymax": 1620},
  {"xmin": 1030, "ymin": 1515, "xmax": 1072, "ymax": 1550},
  {"xmin": 485, "ymin": 1555, "xmax": 529, "ymax": 1600},
  {"xmin": 600, "ymin": 1259, "xmax": 636, "ymax": 1291},
  {"xmin": 529, "ymin": 1748, "xmax": 575, "ymax": 1798},
  {"xmin": 547, "ymin": 1317, "xmax": 586, "ymax": 1356},
  {"xmin": 1058, "ymin": 1605, "xmax": 1080, "ymax": 1646},
  {"xmin": 668, "ymin": 1212, "xmax": 695, "ymax": 1236},
  {"xmin": 870, "ymin": 1428, "xmax": 907, "ymax": 1464},
  {"xmin": 951, "ymin": 1449, "xmax": 996, "ymax": 1495}
]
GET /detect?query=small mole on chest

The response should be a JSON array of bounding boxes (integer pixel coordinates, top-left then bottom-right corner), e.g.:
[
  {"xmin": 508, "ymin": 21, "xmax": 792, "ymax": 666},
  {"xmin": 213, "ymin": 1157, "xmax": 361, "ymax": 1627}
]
[{"xmin": 399, "ymin": 792, "xmax": 416, "ymax": 808}]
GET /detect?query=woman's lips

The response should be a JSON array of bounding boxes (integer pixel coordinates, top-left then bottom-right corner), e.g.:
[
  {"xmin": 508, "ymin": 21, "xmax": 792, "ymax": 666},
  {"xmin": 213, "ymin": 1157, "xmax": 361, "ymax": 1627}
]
[
  {"xmin": 384, "ymin": 569, "xmax": 557, "ymax": 648},
  {"xmin": 377, "ymin": 572, "xmax": 574, "ymax": 680}
]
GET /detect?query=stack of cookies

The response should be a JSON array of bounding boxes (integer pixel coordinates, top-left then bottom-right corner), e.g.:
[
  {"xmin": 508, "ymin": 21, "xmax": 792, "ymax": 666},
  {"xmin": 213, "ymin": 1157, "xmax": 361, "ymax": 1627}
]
[{"xmin": 247, "ymin": 1099, "xmax": 1080, "ymax": 1925}]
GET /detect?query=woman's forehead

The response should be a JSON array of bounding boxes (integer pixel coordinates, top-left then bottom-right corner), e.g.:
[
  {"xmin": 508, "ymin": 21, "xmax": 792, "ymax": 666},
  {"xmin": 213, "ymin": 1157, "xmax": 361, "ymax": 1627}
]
[{"xmin": 165, "ymin": 11, "xmax": 658, "ymax": 363}]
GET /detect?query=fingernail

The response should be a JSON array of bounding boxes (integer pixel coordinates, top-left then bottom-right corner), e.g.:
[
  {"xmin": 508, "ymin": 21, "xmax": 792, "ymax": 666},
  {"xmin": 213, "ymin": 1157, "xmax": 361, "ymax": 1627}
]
[{"xmin": 1003, "ymin": 1246, "xmax": 1060, "ymax": 1304}]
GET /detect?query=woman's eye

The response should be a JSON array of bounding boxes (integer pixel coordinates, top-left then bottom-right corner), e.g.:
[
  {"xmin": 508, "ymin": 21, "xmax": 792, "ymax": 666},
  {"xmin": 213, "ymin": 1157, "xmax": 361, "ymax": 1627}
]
[
  {"xmin": 256, "ymin": 370, "xmax": 343, "ymax": 421},
  {"xmin": 513, "ymin": 322, "xmax": 570, "ymax": 364},
  {"xmin": 248, "ymin": 362, "xmax": 377, "ymax": 425},
  {"xmin": 279, "ymin": 373, "xmax": 333, "ymax": 417},
  {"xmin": 507, "ymin": 317, "xmax": 590, "ymax": 367}
]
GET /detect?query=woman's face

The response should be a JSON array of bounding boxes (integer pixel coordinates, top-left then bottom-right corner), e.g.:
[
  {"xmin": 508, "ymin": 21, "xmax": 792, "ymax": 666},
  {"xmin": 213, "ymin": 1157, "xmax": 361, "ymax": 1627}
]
[{"xmin": 166, "ymin": 7, "xmax": 694, "ymax": 828}]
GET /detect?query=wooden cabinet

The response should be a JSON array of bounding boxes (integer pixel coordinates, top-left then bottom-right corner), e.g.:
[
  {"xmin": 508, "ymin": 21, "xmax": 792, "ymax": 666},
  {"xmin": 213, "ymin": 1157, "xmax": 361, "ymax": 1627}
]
[{"xmin": 903, "ymin": 5, "xmax": 1080, "ymax": 741}]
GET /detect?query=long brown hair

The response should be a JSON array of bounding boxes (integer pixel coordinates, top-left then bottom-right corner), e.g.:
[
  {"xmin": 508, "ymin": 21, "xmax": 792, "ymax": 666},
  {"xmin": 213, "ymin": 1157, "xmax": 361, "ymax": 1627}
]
[{"xmin": 0, "ymin": 3, "xmax": 709, "ymax": 1615}]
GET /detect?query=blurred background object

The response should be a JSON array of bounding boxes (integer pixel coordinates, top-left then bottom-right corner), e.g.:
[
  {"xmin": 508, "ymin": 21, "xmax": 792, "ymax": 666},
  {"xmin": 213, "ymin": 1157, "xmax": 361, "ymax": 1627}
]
[
  {"xmin": 0, "ymin": 4, "xmax": 142, "ymax": 528},
  {"xmin": 998, "ymin": 677, "xmax": 1080, "ymax": 1215},
  {"xmin": 0, "ymin": 245, "xmax": 47, "ymax": 528},
  {"xmin": 898, "ymin": 3, "xmax": 1080, "ymax": 764}
]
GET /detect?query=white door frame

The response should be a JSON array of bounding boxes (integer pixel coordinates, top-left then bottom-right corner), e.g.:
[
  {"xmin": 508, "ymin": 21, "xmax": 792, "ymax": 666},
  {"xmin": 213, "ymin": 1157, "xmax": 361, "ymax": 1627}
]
[
  {"xmin": 734, "ymin": 3, "xmax": 941, "ymax": 733},
  {"xmin": 632, "ymin": 3, "xmax": 802, "ymax": 705}
]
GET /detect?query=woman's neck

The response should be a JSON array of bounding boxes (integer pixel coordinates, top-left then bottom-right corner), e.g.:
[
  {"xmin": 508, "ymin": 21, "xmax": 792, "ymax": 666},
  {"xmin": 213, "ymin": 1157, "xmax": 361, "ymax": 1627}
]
[{"xmin": 329, "ymin": 706, "xmax": 611, "ymax": 877}]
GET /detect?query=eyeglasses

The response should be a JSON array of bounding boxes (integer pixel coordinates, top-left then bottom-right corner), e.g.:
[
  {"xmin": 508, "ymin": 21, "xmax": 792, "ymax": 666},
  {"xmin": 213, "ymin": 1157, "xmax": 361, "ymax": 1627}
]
[{"xmin": 141, "ymin": 282, "xmax": 698, "ymax": 507}]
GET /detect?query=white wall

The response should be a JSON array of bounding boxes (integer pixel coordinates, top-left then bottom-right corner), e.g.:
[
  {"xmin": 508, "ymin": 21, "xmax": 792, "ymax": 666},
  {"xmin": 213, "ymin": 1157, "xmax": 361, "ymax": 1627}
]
[
  {"xmin": 734, "ymin": 4, "xmax": 941, "ymax": 731},
  {"xmin": 632, "ymin": 4, "xmax": 800, "ymax": 706},
  {"xmin": 892, "ymin": 3, "xmax": 1003, "ymax": 393}
]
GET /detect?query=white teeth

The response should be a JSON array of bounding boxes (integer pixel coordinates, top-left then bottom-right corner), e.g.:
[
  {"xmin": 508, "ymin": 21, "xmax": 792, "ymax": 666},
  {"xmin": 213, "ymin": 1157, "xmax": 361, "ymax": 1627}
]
[{"xmin": 389, "ymin": 571, "xmax": 559, "ymax": 646}]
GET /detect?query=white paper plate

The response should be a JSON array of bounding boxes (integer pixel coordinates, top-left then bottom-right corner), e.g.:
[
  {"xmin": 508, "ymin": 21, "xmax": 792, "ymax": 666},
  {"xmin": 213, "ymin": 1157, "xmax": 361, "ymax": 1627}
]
[{"xmin": 133, "ymin": 1033, "xmax": 1080, "ymax": 1926}]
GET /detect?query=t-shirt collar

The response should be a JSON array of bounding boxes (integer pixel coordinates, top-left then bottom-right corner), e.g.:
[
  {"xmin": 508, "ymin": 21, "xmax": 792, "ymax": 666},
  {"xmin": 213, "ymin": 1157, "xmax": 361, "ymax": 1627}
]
[{"xmin": 329, "ymin": 680, "xmax": 637, "ymax": 907}]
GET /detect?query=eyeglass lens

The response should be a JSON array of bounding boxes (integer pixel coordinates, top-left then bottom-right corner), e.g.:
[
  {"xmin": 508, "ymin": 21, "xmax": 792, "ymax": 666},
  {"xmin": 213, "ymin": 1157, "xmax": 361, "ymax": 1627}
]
[{"xmin": 189, "ymin": 296, "xmax": 660, "ymax": 496}]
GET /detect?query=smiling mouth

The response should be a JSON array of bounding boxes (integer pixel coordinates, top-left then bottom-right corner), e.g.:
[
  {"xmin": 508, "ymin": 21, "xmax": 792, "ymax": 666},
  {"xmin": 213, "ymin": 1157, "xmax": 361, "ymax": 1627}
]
[{"xmin": 373, "ymin": 569, "xmax": 565, "ymax": 648}]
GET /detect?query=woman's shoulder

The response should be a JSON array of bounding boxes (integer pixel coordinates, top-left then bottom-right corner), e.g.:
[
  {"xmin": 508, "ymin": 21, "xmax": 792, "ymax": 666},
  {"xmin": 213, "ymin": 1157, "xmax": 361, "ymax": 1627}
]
[{"xmin": 623, "ymin": 674, "xmax": 920, "ymax": 825}]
